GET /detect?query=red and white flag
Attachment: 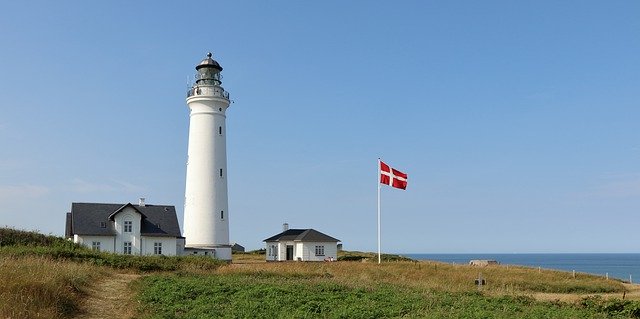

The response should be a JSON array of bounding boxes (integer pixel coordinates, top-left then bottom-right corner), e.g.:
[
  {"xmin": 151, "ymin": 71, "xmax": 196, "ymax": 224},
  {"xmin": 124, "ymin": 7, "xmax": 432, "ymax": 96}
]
[{"xmin": 380, "ymin": 160, "xmax": 407, "ymax": 190}]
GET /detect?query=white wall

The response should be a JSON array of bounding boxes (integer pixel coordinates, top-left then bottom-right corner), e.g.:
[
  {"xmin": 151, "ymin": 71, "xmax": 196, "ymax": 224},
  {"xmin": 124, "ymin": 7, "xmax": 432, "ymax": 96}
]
[
  {"xmin": 74, "ymin": 235, "xmax": 115, "ymax": 253},
  {"xmin": 265, "ymin": 241, "xmax": 338, "ymax": 261},
  {"xmin": 266, "ymin": 243, "xmax": 279, "ymax": 261},
  {"xmin": 295, "ymin": 242, "xmax": 304, "ymax": 260},
  {"xmin": 264, "ymin": 241, "xmax": 292, "ymax": 261},
  {"xmin": 183, "ymin": 94, "xmax": 231, "ymax": 251},
  {"xmin": 141, "ymin": 236, "xmax": 178, "ymax": 256},
  {"xmin": 113, "ymin": 207, "xmax": 142, "ymax": 255},
  {"xmin": 299, "ymin": 242, "xmax": 338, "ymax": 261},
  {"xmin": 176, "ymin": 237, "xmax": 185, "ymax": 256}
]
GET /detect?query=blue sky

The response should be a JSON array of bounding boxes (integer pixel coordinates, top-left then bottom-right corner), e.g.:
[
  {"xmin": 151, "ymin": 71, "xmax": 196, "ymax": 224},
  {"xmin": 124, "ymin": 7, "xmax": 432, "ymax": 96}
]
[{"xmin": 1, "ymin": 1, "xmax": 638, "ymax": 253}]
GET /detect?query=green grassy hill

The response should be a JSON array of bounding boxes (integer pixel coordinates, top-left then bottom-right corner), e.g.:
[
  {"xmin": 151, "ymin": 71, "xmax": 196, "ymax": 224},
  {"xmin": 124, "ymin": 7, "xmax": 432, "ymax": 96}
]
[
  {"xmin": 0, "ymin": 227, "xmax": 223, "ymax": 318},
  {"xmin": 2, "ymin": 227, "xmax": 640, "ymax": 318}
]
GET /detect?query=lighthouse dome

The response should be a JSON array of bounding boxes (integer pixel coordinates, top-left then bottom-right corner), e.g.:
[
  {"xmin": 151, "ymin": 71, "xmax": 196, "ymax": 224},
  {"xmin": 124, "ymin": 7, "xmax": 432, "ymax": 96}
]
[{"xmin": 196, "ymin": 52, "xmax": 223, "ymax": 71}]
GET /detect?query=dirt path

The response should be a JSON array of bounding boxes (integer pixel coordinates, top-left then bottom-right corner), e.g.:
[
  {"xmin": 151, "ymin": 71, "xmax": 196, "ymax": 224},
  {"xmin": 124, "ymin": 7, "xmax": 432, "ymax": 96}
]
[
  {"xmin": 75, "ymin": 273, "xmax": 141, "ymax": 319},
  {"xmin": 532, "ymin": 283, "xmax": 640, "ymax": 302}
]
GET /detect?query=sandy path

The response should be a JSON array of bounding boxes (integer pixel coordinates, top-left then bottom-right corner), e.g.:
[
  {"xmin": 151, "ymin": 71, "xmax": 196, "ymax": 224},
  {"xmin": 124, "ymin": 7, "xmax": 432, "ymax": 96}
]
[
  {"xmin": 75, "ymin": 273, "xmax": 141, "ymax": 319},
  {"xmin": 532, "ymin": 283, "xmax": 640, "ymax": 302}
]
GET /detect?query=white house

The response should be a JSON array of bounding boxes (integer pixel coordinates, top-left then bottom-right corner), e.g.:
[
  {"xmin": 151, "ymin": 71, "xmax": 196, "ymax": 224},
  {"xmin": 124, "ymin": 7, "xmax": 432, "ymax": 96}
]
[
  {"xmin": 65, "ymin": 201, "xmax": 185, "ymax": 256},
  {"xmin": 264, "ymin": 228, "xmax": 340, "ymax": 262}
]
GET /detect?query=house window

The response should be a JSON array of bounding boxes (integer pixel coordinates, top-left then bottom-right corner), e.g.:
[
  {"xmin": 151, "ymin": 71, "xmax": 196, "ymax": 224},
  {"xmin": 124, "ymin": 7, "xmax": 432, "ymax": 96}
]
[
  {"xmin": 124, "ymin": 242, "xmax": 132, "ymax": 255},
  {"xmin": 99, "ymin": 222, "xmax": 106, "ymax": 228},
  {"xmin": 92, "ymin": 241, "xmax": 101, "ymax": 251},
  {"xmin": 269, "ymin": 245, "xmax": 277, "ymax": 257},
  {"xmin": 154, "ymin": 242, "xmax": 162, "ymax": 255},
  {"xmin": 315, "ymin": 245, "xmax": 325, "ymax": 256},
  {"xmin": 124, "ymin": 220, "xmax": 132, "ymax": 233}
]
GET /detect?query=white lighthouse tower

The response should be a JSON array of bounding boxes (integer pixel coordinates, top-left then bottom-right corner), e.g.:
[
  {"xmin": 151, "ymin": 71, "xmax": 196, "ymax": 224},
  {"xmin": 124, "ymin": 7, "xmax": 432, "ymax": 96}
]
[{"xmin": 183, "ymin": 52, "xmax": 232, "ymax": 260}]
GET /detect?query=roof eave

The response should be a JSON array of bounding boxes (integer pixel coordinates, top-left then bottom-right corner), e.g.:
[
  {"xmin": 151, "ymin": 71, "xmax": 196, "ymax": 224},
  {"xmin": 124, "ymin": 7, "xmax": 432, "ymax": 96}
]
[{"xmin": 108, "ymin": 203, "xmax": 147, "ymax": 221}]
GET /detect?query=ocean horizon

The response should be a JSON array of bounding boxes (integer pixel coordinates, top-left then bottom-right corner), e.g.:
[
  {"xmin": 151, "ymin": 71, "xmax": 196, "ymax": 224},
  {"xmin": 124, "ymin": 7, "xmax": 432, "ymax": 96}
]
[{"xmin": 404, "ymin": 253, "xmax": 640, "ymax": 282}]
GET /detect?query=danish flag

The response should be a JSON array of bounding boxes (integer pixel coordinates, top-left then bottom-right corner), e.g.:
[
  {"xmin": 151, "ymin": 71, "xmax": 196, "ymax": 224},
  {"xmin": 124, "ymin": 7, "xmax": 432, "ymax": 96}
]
[{"xmin": 379, "ymin": 160, "xmax": 407, "ymax": 190}]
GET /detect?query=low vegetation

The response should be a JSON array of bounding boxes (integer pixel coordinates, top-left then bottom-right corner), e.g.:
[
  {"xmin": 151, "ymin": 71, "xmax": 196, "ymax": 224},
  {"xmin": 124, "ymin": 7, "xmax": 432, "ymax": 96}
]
[
  {"xmin": 337, "ymin": 250, "xmax": 414, "ymax": 262},
  {"xmin": 0, "ymin": 255, "xmax": 103, "ymax": 319},
  {"xmin": 137, "ymin": 271, "xmax": 640, "ymax": 318},
  {"xmin": 0, "ymin": 227, "xmax": 223, "ymax": 318},
  {"xmin": 223, "ymin": 258, "xmax": 625, "ymax": 295},
  {"xmin": 2, "ymin": 227, "xmax": 640, "ymax": 318},
  {"xmin": 0, "ymin": 228, "xmax": 103, "ymax": 318}
]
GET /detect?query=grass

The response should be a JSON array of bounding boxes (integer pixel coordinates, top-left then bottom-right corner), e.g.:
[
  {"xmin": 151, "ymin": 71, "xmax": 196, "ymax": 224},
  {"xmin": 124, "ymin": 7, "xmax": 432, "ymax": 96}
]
[
  {"xmin": 3, "ymin": 227, "xmax": 640, "ymax": 318},
  {"xmin": 226, "ymin": 257, "xmax": 625, "ymax": 294},
  {"xmin": 336, "ymin": 250, "xmax": 414, "ymax": 262},
  {"xmin": 0, "ymin": 227, "xmax": 224, "ymax": 318},
  {"xmin": 1, "ymin": 245, "xmax": 225, "ymax": 272},
  {"xmin": 134, "ymin": 253, "xmax": 640, "ymax": 318},
  {"xmin": 0, "ymin": 256, "xmax": 104, "ymax": 319},
  {"xmin": 0, "ymin": 227, "xmax": 74, "ymax": 247},
  {"xmin": 136, "ymin": 271, "xmax": 640, "ymax": 318}
]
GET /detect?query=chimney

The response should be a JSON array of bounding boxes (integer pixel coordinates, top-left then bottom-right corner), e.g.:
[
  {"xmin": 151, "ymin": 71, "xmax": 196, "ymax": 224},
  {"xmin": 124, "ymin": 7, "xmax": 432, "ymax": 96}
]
[
  {"xmin": 283, "ymin": 223, "xmax": 289, "ymax": 232},
  {"xmin": 139, "ymin": 197, "xmax": 146, "ymax": 207}
]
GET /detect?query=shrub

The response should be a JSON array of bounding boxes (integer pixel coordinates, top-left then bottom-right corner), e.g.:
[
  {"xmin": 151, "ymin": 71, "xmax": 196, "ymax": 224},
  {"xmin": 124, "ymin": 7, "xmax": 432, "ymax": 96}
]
[
  {"xmin": 0, "ymin": 227, "xmax": 77, "ymax": 249},
  {"xmin": 0, "ymin": 244, "xmax": 225, "ymax": 272},
  {"xmin": 338, "ymin": 255, "xmax": 367, "ymax": 261},
  {"xmin": 0, "ymin": 256, "xmax": 102, "ymax": 319}
]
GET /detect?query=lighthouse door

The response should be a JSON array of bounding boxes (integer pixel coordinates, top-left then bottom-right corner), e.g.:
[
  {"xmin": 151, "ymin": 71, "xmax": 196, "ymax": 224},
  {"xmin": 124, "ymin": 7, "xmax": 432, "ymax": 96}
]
[{"xmin": 286, "ymin": 245, "xmax": 293, "ymax": 261}]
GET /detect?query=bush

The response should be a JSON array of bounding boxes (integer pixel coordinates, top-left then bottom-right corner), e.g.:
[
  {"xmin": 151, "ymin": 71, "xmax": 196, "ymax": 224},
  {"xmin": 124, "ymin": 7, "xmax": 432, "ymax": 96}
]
[
  {"xmin": 580, "ymin": 296, "xmax": 640, "ymax": 318},
  {"xmin": 0, "ymin": 228, "xmax": 226, "ymax": 272},
  {"xmin": 0, "ymin": 227, "xmax": 77, "ymax": 249},
  {"xmin": 338, "ymin": 255, "xmax": 367, "ymax": 261}
]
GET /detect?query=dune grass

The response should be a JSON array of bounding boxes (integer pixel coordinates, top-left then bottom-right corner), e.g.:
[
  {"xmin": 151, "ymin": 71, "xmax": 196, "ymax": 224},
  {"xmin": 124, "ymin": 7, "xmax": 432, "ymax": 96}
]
[
  {"xmin": 0, "ymin": 228, "xmax": 103, "ymax": 318},
  {"xmin": 3, "ymin": 228, "xmax": 639, "ymax": 318},
  {"xmin": 226, "ymin": 257, "xmax": 625, "ymax": 295},
  {"xmin": 0, "ymin": 256, "xmax": 104, "ymax": 319},
  {"xmin": 0, "ymin": 227, "xmax": 225, "ymax": 318}
]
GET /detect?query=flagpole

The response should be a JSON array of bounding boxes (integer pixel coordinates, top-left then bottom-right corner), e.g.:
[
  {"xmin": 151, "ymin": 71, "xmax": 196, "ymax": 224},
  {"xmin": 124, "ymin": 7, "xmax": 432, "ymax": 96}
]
[{"xmin": 377, "ymin": 158, "xmax": 381, "ymax": 264}]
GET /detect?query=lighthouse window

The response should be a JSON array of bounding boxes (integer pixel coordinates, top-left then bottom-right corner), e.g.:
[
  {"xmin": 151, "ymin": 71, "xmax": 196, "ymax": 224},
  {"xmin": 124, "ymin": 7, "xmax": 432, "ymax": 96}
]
[
  {"xmin": 219, "ymin": 108, "xmax": 222, "ymax": 111},
  {"xmin": 219, "ymin": 126, "xmax": 222, "ymax": 135},
  {"xmin": 221, "ymin": 210, "xmax": 224, "ymax": 219},
  {"xmin": 220, "ymin": 169, "xmax": 223, "ymax": 177}
]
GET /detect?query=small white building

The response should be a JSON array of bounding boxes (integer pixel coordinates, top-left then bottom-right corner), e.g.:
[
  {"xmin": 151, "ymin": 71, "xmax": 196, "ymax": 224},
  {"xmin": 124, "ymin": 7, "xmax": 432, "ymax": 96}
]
[
  {"xmin": 263, "ymin": 228, "xmax": 340, "ymax": 262},
  {"xmin": 65, "ymin": 201, "xmax": 184, "ymax": 256}
]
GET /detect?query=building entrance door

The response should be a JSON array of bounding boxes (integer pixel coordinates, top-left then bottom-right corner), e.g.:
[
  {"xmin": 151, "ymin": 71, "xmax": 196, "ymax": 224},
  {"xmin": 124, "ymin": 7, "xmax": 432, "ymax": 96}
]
[{"xmin": 286, "ymin": 245, "xmax": 293, "ymax": 260}]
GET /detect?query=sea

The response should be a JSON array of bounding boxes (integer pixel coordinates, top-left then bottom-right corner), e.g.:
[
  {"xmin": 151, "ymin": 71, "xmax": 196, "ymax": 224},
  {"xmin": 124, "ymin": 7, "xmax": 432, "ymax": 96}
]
[{"xmin": 405, "ymin": 253, "xmax": 640, "ymax": 282}]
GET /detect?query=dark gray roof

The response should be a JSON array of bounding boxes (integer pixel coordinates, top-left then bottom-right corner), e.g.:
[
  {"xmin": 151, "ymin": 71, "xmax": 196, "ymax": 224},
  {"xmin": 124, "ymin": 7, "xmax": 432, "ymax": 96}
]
[
  {"xmin": 263, "ymin": 229, "xmax": 340, "ymax": 243},
  {"xmin": 196, "ymin": 52, "xmax": 222, "ymax": 71},
  {"xmin": 69, "ymin": 202, "xmax": 182, "ymax": 238}
]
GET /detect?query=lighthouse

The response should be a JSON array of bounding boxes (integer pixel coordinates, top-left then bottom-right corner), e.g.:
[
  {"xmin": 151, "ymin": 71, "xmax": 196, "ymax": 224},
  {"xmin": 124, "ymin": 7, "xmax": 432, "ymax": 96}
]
[{"xmin": 183, "ymin": 52, "xmax": 232, "ymax": 260}]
